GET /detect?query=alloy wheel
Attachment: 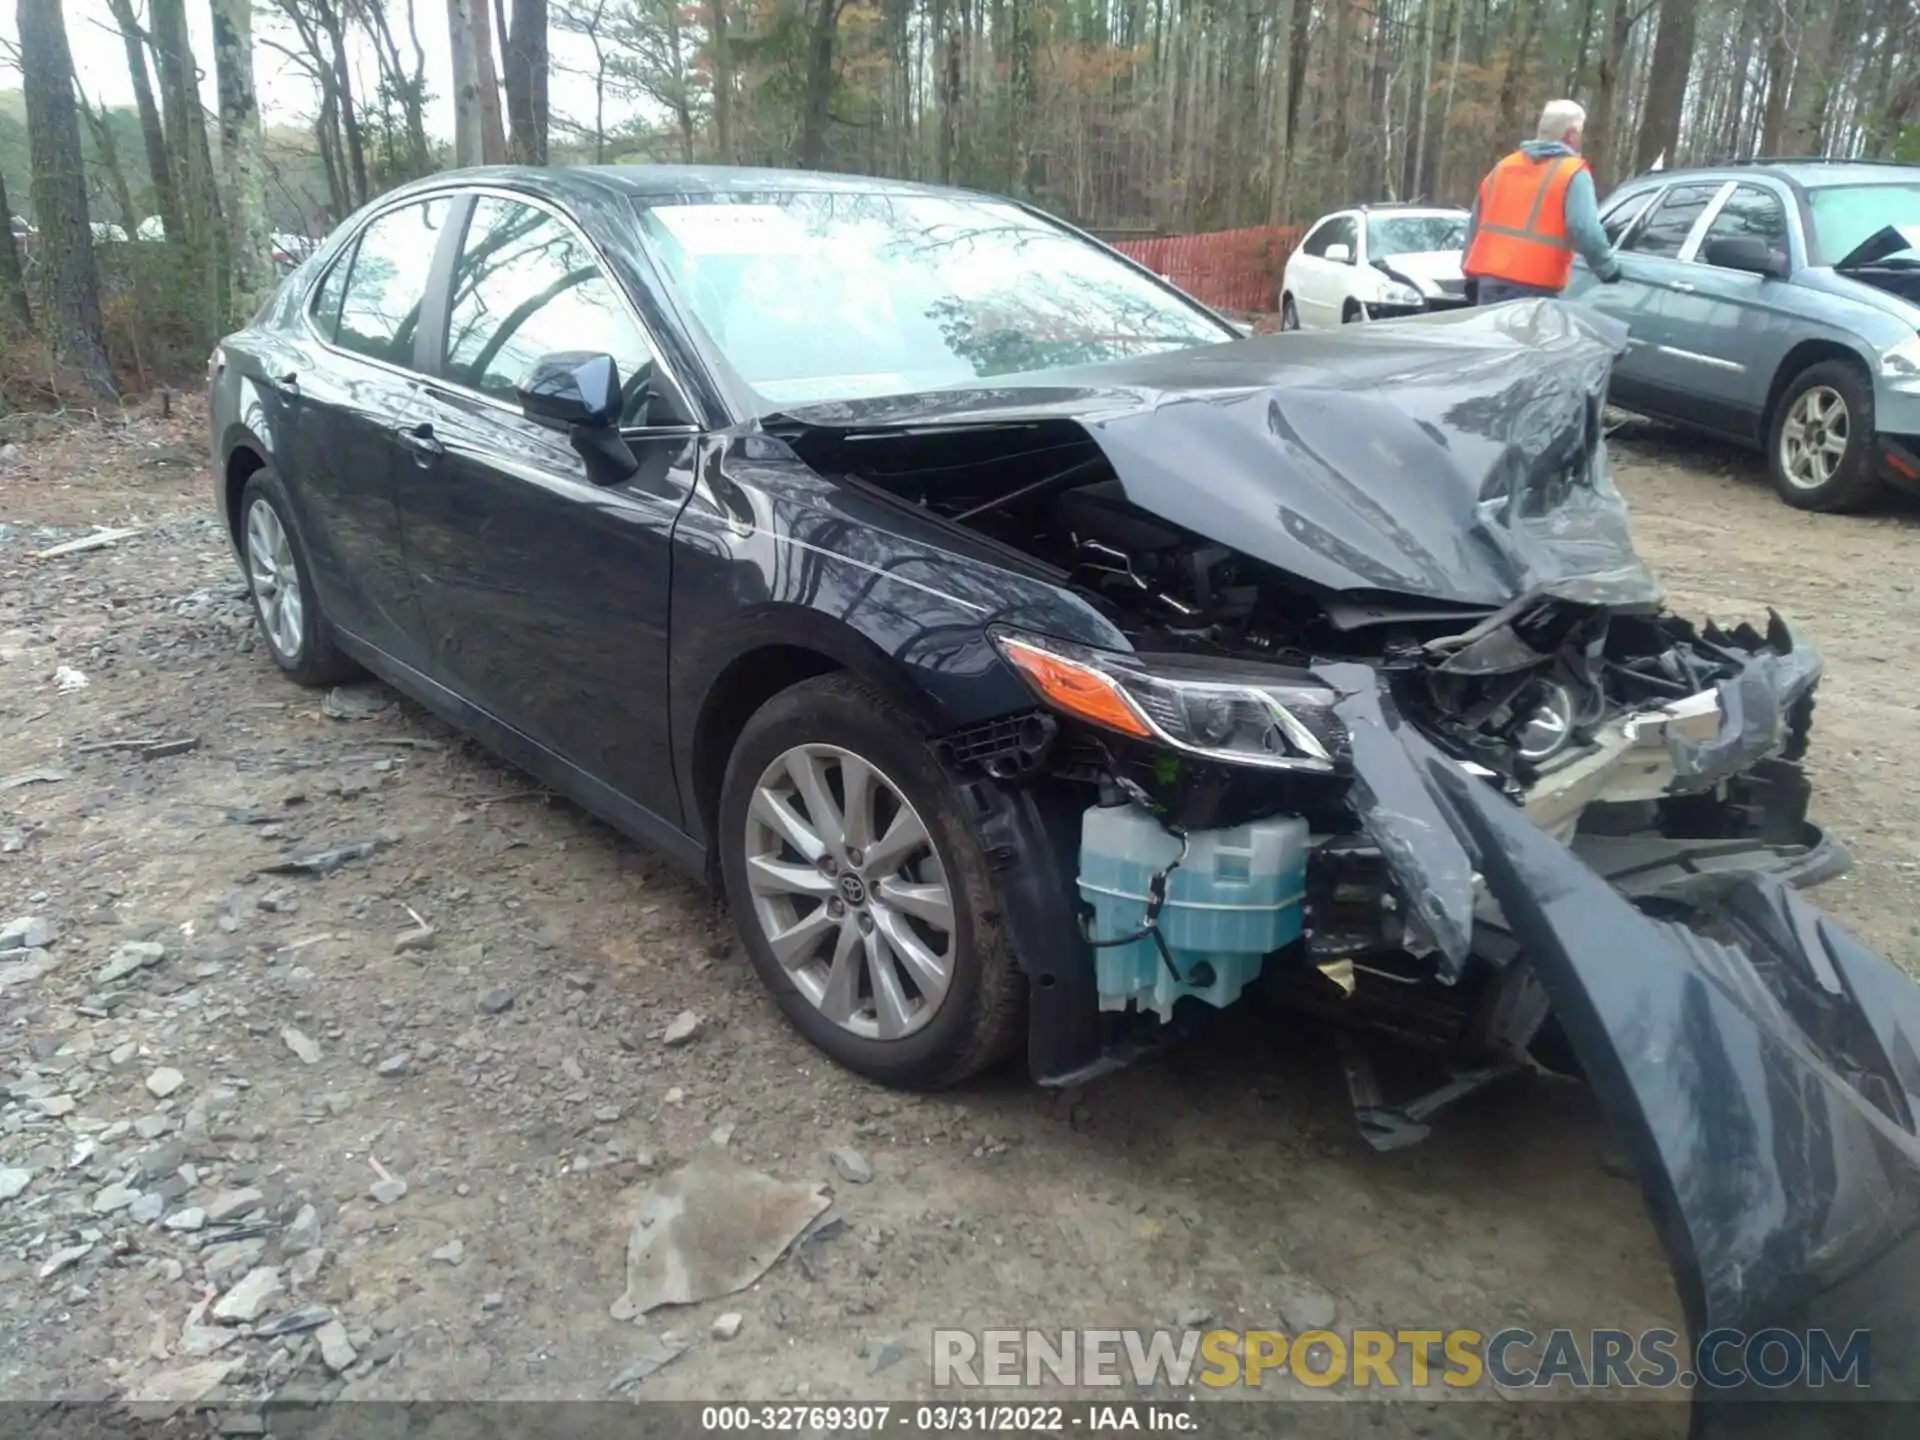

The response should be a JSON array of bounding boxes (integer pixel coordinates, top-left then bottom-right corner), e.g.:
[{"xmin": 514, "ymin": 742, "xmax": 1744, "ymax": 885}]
[
  {"xmin": 742, "ymin": 743, "xmax": 955, "ymax": 1041},
  {"xmin": 1779, "ymin": 386, "xmax": 1849, "ymax": 492},
  {"xmin": 245, "ymin": 498, "xmax": 305, "ymax": 661}
]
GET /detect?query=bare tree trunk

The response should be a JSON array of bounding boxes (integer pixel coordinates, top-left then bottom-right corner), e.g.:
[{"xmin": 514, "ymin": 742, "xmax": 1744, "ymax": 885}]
[
  {"xmin": 212, "ymin": 0, "xmax": 274, "ymax": 323},
  {"xmin": 1586, "ymin": 0, "xmax": 1632, "ymax": 188},
  {"xmin": 1425, "ymin": 0, "xmax": 1462, "ymax": 199},
  {"xmin": 1495, "ymin": 0, "xmax": 1543, "ymax": 150},
  {"xmin": 1009, "ymin": 0, "xmax": 1038, "ymax": 193},
  {"xmin": 800, "ymin": 0, "xmax": 845, "ymax": 167},
  {"xmin": 17, "ymin": 0, "xmax": 117, "ymax": 399},
  {"xmin": 708, "ymin": 0, "xmax": 735, "ymax": 162},
  {"xmin": 151, "ymin": 0, "xmax": 228, "ymax": 341},
  {"xmin": 474, "ymin": 0, "xmax": 509, "ymax": 160},
  {"xmin": 0, "ymin": 170, "xmax": 30, "ymax": 337},
  {"xmin": 76, "ymin": 89, "xmax": 143, "ymax": 238},
  {"xmin": 1410, "ymin": 0, "xmax": 1436, "ymax": 197},
  {"xmin": 103, "ymin": 0, "xmax": 185, "ymax": 245},
  {"xmin": 1632, "ymin": 0, "xmax": 1696, "ymax": 170},
  {"xmin": 503, "ymin": 0, "xmax": 550, "ymax": 162},
  {"xmin": 0, "ymin": 169, "xmax": 32, "ymax": 335},
  {"xmin": 448, "ymin": 0, "xmax": 487, "ymax": 164},
  {"xmin": 1758, "ymin": 0, "xmax": 1798, "ymax": 155}
]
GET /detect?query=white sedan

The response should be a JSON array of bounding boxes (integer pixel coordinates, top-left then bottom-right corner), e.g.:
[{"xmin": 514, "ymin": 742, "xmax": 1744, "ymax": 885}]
[{"xmin": 1280, "ymin": 206, "xmax": 1472, "ymax": 329}]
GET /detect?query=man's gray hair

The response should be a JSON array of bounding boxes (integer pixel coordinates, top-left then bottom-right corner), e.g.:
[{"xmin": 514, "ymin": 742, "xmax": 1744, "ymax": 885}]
[{"xmin": 1538, "ymin": 99, "xmax": 1587, "ymax": 142}]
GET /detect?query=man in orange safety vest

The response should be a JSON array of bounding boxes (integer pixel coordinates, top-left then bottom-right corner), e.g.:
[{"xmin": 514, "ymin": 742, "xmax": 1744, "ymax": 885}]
[{"xmin": 1464, "ymin": 100, "xmax": 1621, "ymax": 304}]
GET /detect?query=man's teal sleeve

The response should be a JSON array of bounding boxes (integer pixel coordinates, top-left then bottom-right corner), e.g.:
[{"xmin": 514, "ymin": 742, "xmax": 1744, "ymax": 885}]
[{"xmin": 1564, "ymin": 170, "xmax": 1620, "ymax": 279}]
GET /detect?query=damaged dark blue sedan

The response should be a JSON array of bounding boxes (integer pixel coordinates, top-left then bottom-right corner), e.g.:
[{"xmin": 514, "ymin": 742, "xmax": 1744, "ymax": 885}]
[{"xmin": 210, "ymin": 166, "xmax": 1920, "ymax": 1426}]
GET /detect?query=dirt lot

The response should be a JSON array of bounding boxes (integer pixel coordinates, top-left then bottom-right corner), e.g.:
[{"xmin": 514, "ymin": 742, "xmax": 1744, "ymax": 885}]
[{"xmin": 2, "ymin": 397, "xmax": 1917, "ymax": 1433}]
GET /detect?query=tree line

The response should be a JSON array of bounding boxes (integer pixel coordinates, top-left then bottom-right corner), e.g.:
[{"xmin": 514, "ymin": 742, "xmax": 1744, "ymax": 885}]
[{"xmin": 4, "ymin": 0, "xmax": 1917, "ymax": 405}]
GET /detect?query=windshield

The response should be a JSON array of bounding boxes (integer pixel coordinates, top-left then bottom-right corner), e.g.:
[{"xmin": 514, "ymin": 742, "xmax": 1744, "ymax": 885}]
[
  {"xmin": 635, "ymin": 192, "xmax": 1232, "ymax": 405},
  {"xmin": 1367, "ymin": 215, "xmax": 1468, "ymax": 258},
  {"xmin": 1808, "ymin": 184, "xmax": 1920, "ymax": 264}
]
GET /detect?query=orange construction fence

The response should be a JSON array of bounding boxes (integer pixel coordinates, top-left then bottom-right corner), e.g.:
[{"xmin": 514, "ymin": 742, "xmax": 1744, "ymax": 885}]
[{"xmin": 1113, "ymin": 224, "xmax": 1301, "ymax": 314}]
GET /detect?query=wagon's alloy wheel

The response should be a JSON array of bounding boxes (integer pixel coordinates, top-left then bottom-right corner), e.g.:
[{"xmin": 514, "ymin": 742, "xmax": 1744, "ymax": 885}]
[
  {"xmin": 742, "ymin": 743, "xmax": 955, "ymax": 1041},
  {"xmin": 1779, "ymin": 385, "xmax": 1850, "ymax": 492},
  {"xmin": 246, "ymin": 497, "xmax": 305, "ymax": 661}
]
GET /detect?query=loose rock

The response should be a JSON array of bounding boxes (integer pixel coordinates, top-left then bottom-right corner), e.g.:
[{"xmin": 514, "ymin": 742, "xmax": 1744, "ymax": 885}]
[
  {"xmin": 289, "ymin": 1248, "xmax": 326, "ymax": 1287},
  {"xmin": 205, "ymin": 1187, "xmax": 264, "ymax": 1223},
  {"xmin": 283, "ymin": 1203, "xmax": 320, "ymax": 1255},
  {"xmin": 431, "ymin": 1239, "xmax": 465, "ymax": 1266},
  {"xmin": 131, "ymin": 1192, "xmax": 165, "ymax": 1224},
  {"xmin": 316, "ymin": 1319, "xmax": 359, "ymax": 1372},
  {"xmin": 369, "ymin": 1177, "xmax": 408, "ymax": 1206},
  {"xmin": 38, "ymin": 1243, "xmax": 92, "ymax": 1280},
  {"xmin": 0, "ymin": 1168, "xmax": 32, "ymax": 1202},
  {"xmin": 282, "ymin": 1027, "xmax": 322, "ymax": 1065},
  {"xmin": 146, "ymin": 1067, "xmax": 185, "ymax": 1098},
  {"xmin": 93, "ymin": 1182, "xmax": 141, "ymax": 1215},
  {"xmin": 163, "ymin": 1207, "xmax": 207, "ymax": 1232},
  {"xmin": 1, "ymin": 916, "xmax": 53, "ymax": 951},
  {"xmin": 375, "ymin": 1053, "xmax": 410, "ymax": 1078},
  {"xmin": 394, "ymin": 926, "xmax": 436, "ymax": 955},
  {"xmin": 476, "ymin": 988, "xmax": 514, "ymax": 1015},
  {"xmin": 662, "ymin": 1011, "xmax": 702, "ymax": 1046},
  {"xmin": 1276, "ymin": 1281, "xmax": 1340, "ymax": 1333},
  {"xmin": 829, "ymin": 1147, "xmax": 875, "ymax": 1185},
  {"xmin": 212, "ymin": 1266, "xmax": 285, "ymax": 1324},
  {"xmin": 98, "ymin": 941, "xmax": 165, "ymax": 984},
  {"xmin": 712, "ymin": 1312, "xmax": 744, "ymax": 1341}
]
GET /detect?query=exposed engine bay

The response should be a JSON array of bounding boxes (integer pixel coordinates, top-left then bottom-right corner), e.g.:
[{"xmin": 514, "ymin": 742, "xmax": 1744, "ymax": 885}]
[{"xmin": 777, "ymin": 305, "xmax": 1834, "ymax": 1142}]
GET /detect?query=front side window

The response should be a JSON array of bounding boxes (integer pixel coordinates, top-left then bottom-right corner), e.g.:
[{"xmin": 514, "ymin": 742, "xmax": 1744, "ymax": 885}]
[
  {"xmin": 333, "ymin": 198, "xmax": 452, "ymax": 366},
  {"xmin": 637, "ymin": 191, "xmax": 1232, "ymax": 406},
  {"xmin": 444, "ymin": 198, "xmax": 664, "ymax": 424},
  {"xmin": 1623, "ymin": 184, "xmax": 1722, "ymax": 260},
  {"xmin": 1699, "ymin": 185, "xmax": 1789, "ymax": 261},
  {"xmin": 1601, "ymin": 188, "xmax": 1660, "ymax": 245}
]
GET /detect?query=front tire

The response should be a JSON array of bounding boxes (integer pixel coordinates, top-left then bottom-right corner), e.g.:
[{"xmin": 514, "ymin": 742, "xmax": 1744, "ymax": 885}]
[
  {"xmin": 1280, "ymin": 294, "xmax": 1300, "ymax": 331},
  {"xmin": 1768, "ymin": 360, "xmax": 1881, "ymax": 512},
  {"xmin": 717, "ymin": 673, "xmax": 1024, "ymax": 1089},
  {"xmin": 240, "ymin": 468, "xmax": 358, "ymax": 686}
]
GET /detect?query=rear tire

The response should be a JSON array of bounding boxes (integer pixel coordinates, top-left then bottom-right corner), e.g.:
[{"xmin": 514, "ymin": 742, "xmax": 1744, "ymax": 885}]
[
  {"xmin": 717, "ymin": 673, "xmax": 1025, "ymax": 1090},
  {"xmin": 239, "ymin": 469, "xmax": 359, "ymax": 687},
  {"xmin": 1768, "ymin": 360, "xmax": 1882, "ymax": 512}
]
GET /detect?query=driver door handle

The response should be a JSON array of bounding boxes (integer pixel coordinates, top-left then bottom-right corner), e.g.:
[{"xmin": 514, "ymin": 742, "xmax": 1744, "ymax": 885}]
[{"xmin": 396, "ymin": 422, "xmax": 444, "ymax": 460}]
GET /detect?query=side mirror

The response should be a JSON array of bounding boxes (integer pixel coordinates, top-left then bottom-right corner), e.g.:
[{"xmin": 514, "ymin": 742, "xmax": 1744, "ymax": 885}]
[
  {"xmin": 1701, "ymin": 236, "xmax": 1788, "ymax": 279},
  {"xmin": 514, "ymin": 350, "xmax": 640, "ymax": 485},
  {"xmin": 1324, "ymin": 242, "xmax": 1353, "ymax": 264}
]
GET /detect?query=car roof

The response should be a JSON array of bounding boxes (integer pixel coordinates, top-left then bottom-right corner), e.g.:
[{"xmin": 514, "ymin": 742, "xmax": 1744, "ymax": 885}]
[
  {"xmin": 1614, "ymin": 159, "xmax": 1920, "ymax": 193},
  {"xmin": 388, "ymin": 162, "xmax": 980, "ymax": 204}
]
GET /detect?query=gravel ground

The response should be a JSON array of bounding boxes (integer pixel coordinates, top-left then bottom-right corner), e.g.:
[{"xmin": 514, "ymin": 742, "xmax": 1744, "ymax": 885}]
[{"xmin": 2, "ymin": 397, "xmax": 1916, "ymax": 1433}]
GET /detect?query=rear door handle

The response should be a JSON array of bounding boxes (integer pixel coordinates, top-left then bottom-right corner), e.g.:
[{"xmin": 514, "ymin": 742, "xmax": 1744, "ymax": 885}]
[
  {"xmin": 397, "ymin": 423, "xmax": 444, "ymax": 460},
  {"xmin": 1668, "ymin": 281, "xmax": 1696, "ymax": 293}
]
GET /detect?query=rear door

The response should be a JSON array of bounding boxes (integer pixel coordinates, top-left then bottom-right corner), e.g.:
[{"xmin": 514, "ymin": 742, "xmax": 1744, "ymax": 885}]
[
  {"xmin": 399, "ymin": 192, "xmax": 702, "ymax": 830},
  {"xmin": 280, "ymin": 196, "xmax": 456, "ymax": 669},
  {"xmin": 1658, "ymin": 182, "xmax": 1799, "ymax": 439}
]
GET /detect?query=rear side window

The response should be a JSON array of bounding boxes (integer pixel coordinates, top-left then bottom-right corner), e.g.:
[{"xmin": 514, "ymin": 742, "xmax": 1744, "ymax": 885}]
[
  {"xmin": 333, "ymin": 198, "xmax": 453, "ymax": 367},
  {"xmin": 1623, "ymin": 184, "xmax": 1722, "ymax": 259},
  {"xmin": 308, "ymin": 243, "xmax": 355, "ymax": 343},
  {"xmin": 442, "ymin": 197, "xmax": 664, "ymax": 423}
]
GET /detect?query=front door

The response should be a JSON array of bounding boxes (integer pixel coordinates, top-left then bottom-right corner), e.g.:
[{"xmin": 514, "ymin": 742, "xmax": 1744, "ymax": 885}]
[{"xmin": 397, "ymin": 194, "xmax": 701, "ymax": 828}]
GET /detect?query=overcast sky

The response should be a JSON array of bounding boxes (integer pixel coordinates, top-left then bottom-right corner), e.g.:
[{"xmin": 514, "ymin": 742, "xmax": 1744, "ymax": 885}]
[{"xmin": 1, "ymin": 0, "xmax": 617, "ymax": 145}]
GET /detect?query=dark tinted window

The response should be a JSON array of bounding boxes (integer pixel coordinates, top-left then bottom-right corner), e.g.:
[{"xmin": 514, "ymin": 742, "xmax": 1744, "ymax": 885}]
[
  {"xmin": 1623, "ymin": 184, "xmax": 1721, "ymax": 259},
  {"xmin": 444, "ymin": 198, "xmax": 662, "ymax": 424},
  {"xmin": 1601, "ymin": 189, "xmax": 1659, "ymax": 245},
  {"xmin": 309, "ymin": 242, "xmax": 355, "ymax": 343},
  {"xmin": 334, "ymin": 198, "xmax": 452, "ymax": 366},
  {"xmin": 1700, "ymin": 185, "xmax": 1789, "ymax": 257}
]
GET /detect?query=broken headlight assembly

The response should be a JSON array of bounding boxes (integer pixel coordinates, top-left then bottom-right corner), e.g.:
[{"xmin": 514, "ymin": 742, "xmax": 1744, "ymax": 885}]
[{"xmin": 991, "ymin": 629, "xmax": 1345, "ymax": 772}]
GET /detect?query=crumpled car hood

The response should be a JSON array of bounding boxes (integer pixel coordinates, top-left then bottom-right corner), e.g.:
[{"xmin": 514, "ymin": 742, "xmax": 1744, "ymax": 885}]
[{"xmin": 774, "ymin": 300, "xmax": 1657, "ymax": 609}]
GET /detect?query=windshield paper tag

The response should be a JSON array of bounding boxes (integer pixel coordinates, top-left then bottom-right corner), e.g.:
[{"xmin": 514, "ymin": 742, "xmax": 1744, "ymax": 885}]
[{"xmin": 649, "ymin": 204, "xmax": 816, "ymax": 255}]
